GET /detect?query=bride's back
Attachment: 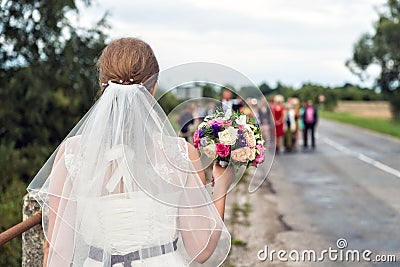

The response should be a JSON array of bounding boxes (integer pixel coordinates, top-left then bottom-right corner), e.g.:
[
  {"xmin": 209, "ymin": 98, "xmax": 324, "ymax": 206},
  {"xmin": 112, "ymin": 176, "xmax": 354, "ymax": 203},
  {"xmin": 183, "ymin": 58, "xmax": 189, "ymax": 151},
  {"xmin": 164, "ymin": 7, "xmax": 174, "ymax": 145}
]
[{"xmin": 28, "ymin": 37, "xmax": 231, "ymax": 267}]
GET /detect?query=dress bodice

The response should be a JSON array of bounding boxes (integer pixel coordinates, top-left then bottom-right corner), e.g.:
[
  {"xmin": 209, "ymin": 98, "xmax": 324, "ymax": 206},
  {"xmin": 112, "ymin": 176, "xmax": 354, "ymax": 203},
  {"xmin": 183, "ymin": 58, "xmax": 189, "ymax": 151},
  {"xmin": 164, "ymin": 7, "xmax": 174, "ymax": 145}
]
[
  {"xmin": 78, "ymin": 191, "xmax": 180, "ymax": 255},
  {"xmin": 63, "ymin": 136, "xmax": 189, "ymax": 266}
]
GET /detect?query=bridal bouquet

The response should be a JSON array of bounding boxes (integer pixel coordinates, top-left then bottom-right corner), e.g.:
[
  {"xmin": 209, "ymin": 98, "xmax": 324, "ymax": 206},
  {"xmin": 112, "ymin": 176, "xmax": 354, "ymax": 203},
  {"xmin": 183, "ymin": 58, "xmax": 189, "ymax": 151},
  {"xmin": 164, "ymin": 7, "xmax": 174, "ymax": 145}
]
[{"xmin": 193, "ymin": 109, "xmax": 266, "ymax": 167}]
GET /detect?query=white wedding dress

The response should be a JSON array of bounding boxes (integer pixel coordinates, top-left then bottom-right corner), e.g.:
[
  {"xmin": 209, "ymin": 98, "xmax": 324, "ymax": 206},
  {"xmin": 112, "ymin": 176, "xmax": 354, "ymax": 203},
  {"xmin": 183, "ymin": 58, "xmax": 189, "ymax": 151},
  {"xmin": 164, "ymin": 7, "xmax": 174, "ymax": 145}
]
[
  {"xmin": 79, "ymin": 192, "xmax": 186, "ymax": 267},
  {"xmin": 29, "ymin": 83, "xmax": 231, "ymax": 267},
  {"xmin": 65, "ymin": 139, "xmax": 188, "ymax": 267}
]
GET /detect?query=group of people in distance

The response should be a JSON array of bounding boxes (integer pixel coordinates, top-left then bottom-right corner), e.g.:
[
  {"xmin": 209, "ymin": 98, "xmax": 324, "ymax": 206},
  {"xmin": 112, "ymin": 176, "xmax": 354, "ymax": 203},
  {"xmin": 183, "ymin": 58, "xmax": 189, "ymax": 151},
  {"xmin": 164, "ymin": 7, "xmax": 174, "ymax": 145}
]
[
  {"xmin": 270, "ymin": 95, "xmax": 318, "ymax": 154},
  {"xmin": 177, "ymin": 88, "xmax": 318, "ymax": 156}
]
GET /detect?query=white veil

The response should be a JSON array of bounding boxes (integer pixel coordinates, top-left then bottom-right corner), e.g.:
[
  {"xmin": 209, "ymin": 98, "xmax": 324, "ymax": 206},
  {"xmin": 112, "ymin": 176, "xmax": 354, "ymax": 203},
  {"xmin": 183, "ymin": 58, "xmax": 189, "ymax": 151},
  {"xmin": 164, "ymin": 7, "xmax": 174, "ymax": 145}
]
[{"xmin": 27, "ymin": 81, "xmax": 231, "ymax": 266}]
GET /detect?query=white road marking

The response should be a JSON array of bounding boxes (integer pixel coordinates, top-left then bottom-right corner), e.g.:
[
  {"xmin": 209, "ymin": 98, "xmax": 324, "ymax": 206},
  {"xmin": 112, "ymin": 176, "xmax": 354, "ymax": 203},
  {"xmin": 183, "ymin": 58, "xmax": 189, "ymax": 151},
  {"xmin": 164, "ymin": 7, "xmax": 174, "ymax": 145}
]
[{"xmin": 322, "ymin": 137, "xmax": 400, "ymax": 179}]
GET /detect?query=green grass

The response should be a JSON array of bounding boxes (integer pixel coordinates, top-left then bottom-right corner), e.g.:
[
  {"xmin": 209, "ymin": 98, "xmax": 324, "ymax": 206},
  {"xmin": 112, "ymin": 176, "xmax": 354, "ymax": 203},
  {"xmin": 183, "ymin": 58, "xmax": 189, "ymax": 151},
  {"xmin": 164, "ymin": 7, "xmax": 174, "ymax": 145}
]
[
  {"xmin": 320, "ymin": 111, "xmax": 400, "ymax": 139},
  {"xmin": 231, "ymin": 239, "xmax": 248, "ymax": 247}
]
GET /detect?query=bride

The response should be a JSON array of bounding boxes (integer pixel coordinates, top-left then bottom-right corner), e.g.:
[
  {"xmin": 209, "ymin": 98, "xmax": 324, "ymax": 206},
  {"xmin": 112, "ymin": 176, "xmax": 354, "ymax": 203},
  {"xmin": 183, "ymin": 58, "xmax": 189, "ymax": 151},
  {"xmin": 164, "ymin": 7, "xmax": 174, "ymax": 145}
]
[{"xmin": 28, "ymin": 37, "xmax": 233, "ymax": 267}]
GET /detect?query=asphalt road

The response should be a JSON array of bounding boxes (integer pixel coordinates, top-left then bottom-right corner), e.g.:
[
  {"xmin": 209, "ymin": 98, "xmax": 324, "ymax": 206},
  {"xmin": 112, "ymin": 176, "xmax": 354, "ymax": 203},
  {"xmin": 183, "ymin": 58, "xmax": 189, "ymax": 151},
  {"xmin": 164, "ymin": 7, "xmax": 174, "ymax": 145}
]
[{"xmin": 270, "ymin": 119, "xmax": 400, "ymax": 267}]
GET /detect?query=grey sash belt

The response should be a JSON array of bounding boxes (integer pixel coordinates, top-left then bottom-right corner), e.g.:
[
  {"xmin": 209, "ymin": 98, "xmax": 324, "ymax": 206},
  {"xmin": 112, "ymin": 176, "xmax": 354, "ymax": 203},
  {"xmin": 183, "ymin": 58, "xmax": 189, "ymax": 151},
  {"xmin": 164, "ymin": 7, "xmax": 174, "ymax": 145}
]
[{"xmin": 88, "ymin": 238, "xmax": 178, "ymax": 267}]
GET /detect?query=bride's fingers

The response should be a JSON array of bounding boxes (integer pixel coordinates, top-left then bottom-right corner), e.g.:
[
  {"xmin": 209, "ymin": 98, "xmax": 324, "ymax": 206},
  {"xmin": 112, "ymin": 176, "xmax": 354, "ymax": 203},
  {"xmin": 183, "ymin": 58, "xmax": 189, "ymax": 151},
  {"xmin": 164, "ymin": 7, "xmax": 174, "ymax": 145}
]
[{"xmin": 212, "ymin": 162, "xmax": 234, "ymax": 183}]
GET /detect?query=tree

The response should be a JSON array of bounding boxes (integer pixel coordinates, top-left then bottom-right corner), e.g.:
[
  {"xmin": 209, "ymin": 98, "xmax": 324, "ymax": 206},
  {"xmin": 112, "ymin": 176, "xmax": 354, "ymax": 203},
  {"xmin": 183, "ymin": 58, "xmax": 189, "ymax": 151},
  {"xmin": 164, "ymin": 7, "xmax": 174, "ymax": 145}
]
[
  {"xmin": 292, "ymin": 83, "xmax": 338, "ymax": 111},
  {"xmin": 259, "ymin": 82, "xmax": 274, "ymax": 95},
  {"xmin": 202, "ymin": 83, "xmax": 219, "ymax": 99},
  {"xmin": 155, "ymin": 89, "xmax": 183, "ymax": 115},
  {"xmin": 273, "ymin": 81, "xmax": 295, "ymax": 98},
  {"xmin": 333, "ymin": 83, "xmax": 383, "ymax": 101},
  {"xmin": 0, "ymin": 0, "xmax": 108, "ymax": 182},
  {"xmin": 346, "ymin": 0, "xmax": 400, "ymax": 121},
  {"xmin": 0, "ymin": 1, "xmax": 108, "ymax": 266}
]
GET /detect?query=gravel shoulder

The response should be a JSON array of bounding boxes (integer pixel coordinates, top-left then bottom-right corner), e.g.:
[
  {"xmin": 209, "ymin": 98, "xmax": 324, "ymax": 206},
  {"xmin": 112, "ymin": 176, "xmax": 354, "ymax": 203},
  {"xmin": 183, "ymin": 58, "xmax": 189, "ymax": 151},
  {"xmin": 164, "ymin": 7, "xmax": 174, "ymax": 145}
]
[{"xmin": 222, "ymin": 164, "xmax": 289, "ymax": 267}]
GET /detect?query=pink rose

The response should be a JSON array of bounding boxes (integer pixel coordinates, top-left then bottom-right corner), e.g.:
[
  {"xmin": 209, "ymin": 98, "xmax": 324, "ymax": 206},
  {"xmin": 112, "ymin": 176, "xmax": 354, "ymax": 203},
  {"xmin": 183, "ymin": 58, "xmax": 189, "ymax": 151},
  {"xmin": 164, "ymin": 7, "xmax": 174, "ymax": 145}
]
[
  {"xmin": 254, "ymin": 143, "xmax": 265, "ymax": 166},
  {"xmin": 207, "ymin": 117, "xmax": 224, "ymax": 126},
  {"xmin": 193, "ymin": 130, "xmax": 200, "ymax": 148},
  {"xmin": 216, "ymin": 143, "xmax": 230, "ymax": 158},
  {"xmin": 223, "ymin": 120, "xmax": 232, "ymax": 127}
]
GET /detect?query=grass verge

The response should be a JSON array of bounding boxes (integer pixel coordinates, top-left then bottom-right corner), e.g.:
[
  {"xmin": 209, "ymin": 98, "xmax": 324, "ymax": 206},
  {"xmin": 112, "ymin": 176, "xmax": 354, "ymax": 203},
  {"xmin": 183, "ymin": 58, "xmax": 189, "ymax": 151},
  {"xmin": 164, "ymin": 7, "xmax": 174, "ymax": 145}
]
[{"xmin": 320, "ymin": 111, "xmax": 400, "ymax": 139}]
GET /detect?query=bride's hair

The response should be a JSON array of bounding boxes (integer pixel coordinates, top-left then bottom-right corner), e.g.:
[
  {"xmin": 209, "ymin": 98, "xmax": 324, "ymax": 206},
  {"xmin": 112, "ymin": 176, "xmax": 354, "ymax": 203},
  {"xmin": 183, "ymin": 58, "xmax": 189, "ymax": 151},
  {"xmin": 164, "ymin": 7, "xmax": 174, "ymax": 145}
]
[{"xmin": 97, "ymin": 37, "xmax": 159, "ymax": 93}]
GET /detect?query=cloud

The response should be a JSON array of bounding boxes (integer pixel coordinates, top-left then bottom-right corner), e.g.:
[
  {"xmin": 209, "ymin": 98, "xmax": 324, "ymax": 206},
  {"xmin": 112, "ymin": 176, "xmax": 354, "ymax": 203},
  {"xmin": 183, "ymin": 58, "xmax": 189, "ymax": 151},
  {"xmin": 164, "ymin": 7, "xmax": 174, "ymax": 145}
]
[{"xmin": 80, "ymin": 0, "xmax": 386, "ymax": 87}]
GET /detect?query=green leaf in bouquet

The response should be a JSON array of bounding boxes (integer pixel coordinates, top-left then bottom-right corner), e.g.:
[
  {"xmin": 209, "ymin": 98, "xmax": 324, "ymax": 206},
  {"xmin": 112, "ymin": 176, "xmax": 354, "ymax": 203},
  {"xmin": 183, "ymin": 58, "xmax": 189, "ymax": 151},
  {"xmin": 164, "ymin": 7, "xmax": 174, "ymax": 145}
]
[{"xmin": 202, "ymin": 126, "xmax": 213, "ymax": 136}]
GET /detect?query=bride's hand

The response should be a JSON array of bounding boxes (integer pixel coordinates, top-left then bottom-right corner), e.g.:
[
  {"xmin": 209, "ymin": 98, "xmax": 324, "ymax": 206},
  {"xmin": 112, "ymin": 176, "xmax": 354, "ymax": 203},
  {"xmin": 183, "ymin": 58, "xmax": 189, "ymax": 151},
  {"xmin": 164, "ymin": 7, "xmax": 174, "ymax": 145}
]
[{"xmin": 212, "ymin": 161, "xmax": 234, "ymax": 190}]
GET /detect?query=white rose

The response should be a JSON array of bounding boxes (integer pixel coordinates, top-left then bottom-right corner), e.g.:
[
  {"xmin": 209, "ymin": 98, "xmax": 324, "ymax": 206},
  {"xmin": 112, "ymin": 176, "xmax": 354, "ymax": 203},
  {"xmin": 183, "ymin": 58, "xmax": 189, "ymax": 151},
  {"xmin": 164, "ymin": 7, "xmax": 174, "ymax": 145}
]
[
  {"xmin": 244, "ymin": 124, "xmax": 253, "ymax": 132},
  {"xmin": 231, "ymin": 147, "xmax": 251, "ymax": 162},
  {"xmin": 202, "ymin": 142, "xmax": 216, "ymax": 159},
  {"xmin": 218, "ymin": 126, "xmax": 238, "ymax": 145},
  {"xmin": 235, "ymin": 115, "xmax": 247, "ymax": 125},
  {"xmin": 224, "ymin": 109, "xmax": 232, "ymax": 120},
  {"xmin": 249, "ymin": 147, "xmax": 256, "ymax": 161}
]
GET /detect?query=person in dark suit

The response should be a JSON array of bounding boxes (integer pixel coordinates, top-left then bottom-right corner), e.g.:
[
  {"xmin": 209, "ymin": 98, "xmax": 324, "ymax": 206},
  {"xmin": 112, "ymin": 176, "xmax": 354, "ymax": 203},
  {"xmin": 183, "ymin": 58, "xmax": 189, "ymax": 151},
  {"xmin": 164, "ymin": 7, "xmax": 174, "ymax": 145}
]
[
  {"xmin": 302, "ymin": 100, "xmax": 318, "ymax": 148},
  {"xmin": 232, "ymin": 96, "xmax": 244, "ymax": 112},
  {"xmin": 179, "ymin": 104, "xmax": 195, "ymax": 141}
]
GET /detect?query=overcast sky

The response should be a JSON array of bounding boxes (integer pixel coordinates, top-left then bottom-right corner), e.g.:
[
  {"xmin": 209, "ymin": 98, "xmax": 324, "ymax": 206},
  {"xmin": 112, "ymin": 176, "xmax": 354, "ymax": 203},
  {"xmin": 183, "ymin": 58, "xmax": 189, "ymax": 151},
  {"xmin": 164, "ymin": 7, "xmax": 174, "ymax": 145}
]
[{"xmin": 80, "ymin": 0, "xmax": 386, "ymax": 88}]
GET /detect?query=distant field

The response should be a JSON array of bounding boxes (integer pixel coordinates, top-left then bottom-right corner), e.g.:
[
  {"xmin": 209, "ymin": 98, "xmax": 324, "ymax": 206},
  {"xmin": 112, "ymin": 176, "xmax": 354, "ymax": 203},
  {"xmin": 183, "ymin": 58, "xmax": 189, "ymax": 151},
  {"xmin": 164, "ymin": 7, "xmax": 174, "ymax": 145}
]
[
  {"xmin": 335, "ymin": 101, "xmax": 392, "ymax": 119},
  {"xmin": 321, "ymin": 111, "xmax": 400, "ymax": 139}
]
